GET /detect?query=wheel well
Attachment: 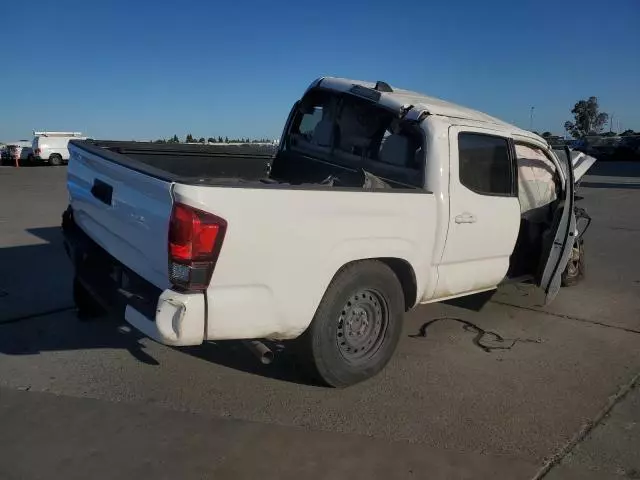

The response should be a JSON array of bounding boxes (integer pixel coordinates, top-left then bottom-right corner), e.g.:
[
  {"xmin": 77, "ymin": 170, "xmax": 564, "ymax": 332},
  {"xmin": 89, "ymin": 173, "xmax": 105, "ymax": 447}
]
[
  {"xmin": 378, "ymin": 258, "xmax": 417, "ymax": 311},
  {"xmin": 329, "ymin": 258, "xmax": 418, "ymax": 312}
]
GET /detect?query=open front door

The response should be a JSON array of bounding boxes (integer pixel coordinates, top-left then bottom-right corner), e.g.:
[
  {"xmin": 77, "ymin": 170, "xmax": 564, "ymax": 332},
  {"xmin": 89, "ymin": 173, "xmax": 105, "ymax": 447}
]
[{"xmin": 538, "ymin": 146, "xmax": 576, "ymax": 304}]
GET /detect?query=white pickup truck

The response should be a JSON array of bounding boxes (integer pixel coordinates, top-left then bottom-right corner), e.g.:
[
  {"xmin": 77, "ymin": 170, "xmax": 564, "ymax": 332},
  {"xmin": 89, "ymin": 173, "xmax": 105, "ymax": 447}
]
[{"xmin": 63, "ymin": 77, "xmax": 593, "ymax": 387}]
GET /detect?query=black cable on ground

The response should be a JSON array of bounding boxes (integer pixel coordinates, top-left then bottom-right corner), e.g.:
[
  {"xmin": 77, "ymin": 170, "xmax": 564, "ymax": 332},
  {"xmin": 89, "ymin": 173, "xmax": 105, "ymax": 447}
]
[{"xmin": 410, "ymin": 317, "xmax": 542, "ymax": 353}]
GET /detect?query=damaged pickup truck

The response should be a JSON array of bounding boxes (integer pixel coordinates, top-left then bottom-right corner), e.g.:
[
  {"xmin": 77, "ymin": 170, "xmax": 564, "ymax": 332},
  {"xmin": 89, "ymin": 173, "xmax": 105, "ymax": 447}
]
[{"xmin": 63, "ymin": 77, "xmax": 594, "ymax": 387}]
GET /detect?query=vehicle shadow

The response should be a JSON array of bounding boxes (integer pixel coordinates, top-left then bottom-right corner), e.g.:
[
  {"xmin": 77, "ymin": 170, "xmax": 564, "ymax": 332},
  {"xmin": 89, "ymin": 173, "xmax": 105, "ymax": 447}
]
[
  {"xmin": 0, "ymin": 227, "xmax": 74, "ymax": 323},
  {"xmin": 0, "ymin": 309, "xmax": 313, "ymax": 384},
  {"xmin": 178, "ymin": 341, "xmax": 312, "ymax": 385},
  {"xmin": 0, "ymin": 313, "xmax": 161, "ymax": 366},
  {"xmin": 0, "ymin": 226, "xmax": 312, "ymax": 384}
]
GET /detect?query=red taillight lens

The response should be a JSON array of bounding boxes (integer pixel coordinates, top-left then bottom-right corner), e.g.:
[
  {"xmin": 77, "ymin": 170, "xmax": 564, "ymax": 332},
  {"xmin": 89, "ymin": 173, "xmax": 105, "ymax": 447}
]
[{"xmin": 168, "ymin": 203, "xmax": 227, "ymax": 290}]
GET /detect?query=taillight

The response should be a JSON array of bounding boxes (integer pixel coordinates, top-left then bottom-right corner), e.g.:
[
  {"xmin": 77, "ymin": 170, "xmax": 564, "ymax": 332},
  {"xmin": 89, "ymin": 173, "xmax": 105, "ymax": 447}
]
[
  {"xmin": 168, "ymin": 203, "xmax": 227, "ymax": 291},
  {"xmin": 34, "ymin": 148, "xmax": 41, "ymax": 155}
]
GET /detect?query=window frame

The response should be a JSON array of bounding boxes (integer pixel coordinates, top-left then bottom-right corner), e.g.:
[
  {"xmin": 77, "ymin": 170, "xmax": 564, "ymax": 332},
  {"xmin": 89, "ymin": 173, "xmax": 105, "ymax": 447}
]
[
  {"xmin": 298, "ymin": 106, "xmax": 324, "ymax": 136},
  {"xmin": 284, "ymin": 88, "xmax": 427, "ymax": 189},
  {"xmin": 457, "ymin": 131, "xmax": 517, "ymax": 198}
]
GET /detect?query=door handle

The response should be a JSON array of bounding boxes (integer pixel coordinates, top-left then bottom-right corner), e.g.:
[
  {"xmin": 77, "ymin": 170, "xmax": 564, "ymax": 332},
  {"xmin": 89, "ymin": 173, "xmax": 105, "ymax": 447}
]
[{"xmin": 455, "ymin": 213, "xmax": 477, "ymax": 224}]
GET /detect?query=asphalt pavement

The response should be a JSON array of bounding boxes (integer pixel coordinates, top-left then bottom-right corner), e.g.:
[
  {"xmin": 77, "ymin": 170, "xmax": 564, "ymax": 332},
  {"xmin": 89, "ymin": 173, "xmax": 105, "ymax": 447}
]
[{"xmin": 1, "ymin": 163, "xmax": 639, "ymax": 479}]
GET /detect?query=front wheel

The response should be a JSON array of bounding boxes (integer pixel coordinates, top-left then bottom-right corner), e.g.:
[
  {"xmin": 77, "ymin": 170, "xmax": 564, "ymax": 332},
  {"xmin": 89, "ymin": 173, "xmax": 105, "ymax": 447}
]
[
  {"xmin": 561, "ymin": 239, "xmax": 585, "ymax": 287},
  {"xmin": 49, "ymin": 154, "xmax": 63, "ymax": 166},
  {"xmin": 294, "ymin": 261, "xmax": 404, "ymax": 387}
]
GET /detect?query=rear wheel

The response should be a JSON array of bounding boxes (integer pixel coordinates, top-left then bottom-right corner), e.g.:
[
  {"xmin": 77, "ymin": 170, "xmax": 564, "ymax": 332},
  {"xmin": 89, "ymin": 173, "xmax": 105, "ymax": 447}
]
[
  {"xmin": 294, "ymin": 260, "xmax": 404, "ymax": 387},
  {"xmin": 49, "ymin": 154, "xmax": 63, "ymax": 166},
  {"xmin": 561, "ymin": 239, "xmax": 585, "ymax": 287}
]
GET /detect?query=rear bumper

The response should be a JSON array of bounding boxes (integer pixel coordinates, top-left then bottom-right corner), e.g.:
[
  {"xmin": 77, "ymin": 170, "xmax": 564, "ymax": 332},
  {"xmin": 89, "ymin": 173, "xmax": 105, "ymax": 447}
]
[{"xmin": 62, "ymin": 207, "xmax": 206, "ymax": 346}]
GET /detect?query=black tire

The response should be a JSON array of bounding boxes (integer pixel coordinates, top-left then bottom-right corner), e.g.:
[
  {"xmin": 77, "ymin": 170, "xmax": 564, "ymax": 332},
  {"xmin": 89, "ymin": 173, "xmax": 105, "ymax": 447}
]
[
  {"xmin": 294, "ymin": 260, "xmax": 405, "ymax": 387},
  {"xmin": 561, "ymin": 239, "xmax": 585, "ymax": 287},
  {"xmin": 73, "ymin": 277, "xmax": 104, "ymax": 321},
  {"xmin": 49, "ymin": 154, "xmax": 63, "ymax": 166}
]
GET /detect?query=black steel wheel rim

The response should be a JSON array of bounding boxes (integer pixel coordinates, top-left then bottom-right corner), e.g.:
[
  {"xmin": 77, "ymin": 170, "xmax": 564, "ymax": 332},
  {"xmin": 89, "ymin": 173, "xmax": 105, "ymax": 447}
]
[{"xmin": 336, "ymin": 288, "xmax": 389, "ymax": 364}]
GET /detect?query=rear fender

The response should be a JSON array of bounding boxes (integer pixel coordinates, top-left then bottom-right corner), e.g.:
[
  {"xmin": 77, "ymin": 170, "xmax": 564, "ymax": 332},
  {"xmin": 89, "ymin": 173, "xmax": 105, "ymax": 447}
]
[{"xmin": 310, "ymin": 237, "xmax": 426, "ymax": 315}]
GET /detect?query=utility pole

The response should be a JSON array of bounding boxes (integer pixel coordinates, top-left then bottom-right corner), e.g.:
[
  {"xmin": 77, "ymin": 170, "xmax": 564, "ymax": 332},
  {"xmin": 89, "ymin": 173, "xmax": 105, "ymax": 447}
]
[{"xmin": 529, "ymin": 106, "xmax": 535, "ymax": 131}]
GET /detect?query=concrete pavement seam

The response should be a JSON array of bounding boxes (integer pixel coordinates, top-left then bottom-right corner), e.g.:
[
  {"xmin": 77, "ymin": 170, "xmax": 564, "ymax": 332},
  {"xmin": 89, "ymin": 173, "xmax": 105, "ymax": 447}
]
[
  {"xmin": 491, "ymin": 300, "xmax": 640, "ymax": 335},
  {"xmin": 530, "ymin": 371, "xmax": 640, "ymax": 480}
]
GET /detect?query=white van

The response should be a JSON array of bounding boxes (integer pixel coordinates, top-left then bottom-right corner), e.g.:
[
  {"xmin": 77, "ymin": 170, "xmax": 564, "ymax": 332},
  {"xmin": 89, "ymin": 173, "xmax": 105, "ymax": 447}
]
[{"xmin": 32, "ymin": 132, "xmax": 86, "ymax": 166}]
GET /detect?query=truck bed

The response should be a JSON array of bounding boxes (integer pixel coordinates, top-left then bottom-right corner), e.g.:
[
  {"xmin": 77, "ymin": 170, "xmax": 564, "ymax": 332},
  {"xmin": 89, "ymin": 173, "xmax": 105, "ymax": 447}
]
[
  {"xmin": 70, "ymin": 140, "xmax": 275, "ymax": 185},
  {"xmin": 71, "ymin": 140, "xmax": 423, "ymax": 191}
]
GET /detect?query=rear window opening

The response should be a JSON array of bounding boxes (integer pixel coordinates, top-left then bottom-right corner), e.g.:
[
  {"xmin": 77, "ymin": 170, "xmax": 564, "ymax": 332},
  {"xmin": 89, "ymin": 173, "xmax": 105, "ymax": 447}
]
[{"xmin": 272, "ymin": 88, "xmax": 426, "ymax": 190}]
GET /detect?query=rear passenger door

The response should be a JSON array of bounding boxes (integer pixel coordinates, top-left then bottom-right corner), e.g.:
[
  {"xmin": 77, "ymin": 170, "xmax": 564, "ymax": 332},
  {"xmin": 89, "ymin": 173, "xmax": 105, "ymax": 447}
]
[{"xmin": 434, "ymin": 126, "xmax": 520, "ymax": 299}]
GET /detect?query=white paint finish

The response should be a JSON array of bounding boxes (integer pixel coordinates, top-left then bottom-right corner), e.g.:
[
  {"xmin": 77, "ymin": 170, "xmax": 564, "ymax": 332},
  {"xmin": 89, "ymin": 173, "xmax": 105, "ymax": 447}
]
[
  {"xmin": 32, "ymin": 133, "xmax": 86, "ymax": 161},
  {"xmin": 67, "ymin": 147, "xmax": 173, "ymax": 289},
  {"xmin": 315, "ymin": 77, "xmax": 541, "ymax": 137},
  {"xmin": 125, "ymin": 289, "xmax": 206, "ymax": 346},
  {"xmin": 435, "ymin": 125, "xmax": 521, "ymax": 298},
  {"xmin": 171, "ymin": 184, "xmax": 437, "ymax": 340},
  {"xmin": 420, "ymin": 116, "xmax": 452, "ymax": 301}
]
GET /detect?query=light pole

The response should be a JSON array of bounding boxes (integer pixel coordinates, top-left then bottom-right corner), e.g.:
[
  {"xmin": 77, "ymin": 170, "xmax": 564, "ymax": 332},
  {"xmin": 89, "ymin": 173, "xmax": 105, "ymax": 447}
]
[{"xmin": 529, "ymin": 106, "xmax": 535, "ymax": 132}]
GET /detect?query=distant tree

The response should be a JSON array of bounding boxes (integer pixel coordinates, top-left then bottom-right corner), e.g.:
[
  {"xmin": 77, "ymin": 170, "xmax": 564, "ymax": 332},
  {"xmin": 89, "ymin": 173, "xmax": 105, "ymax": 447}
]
[
  {"xmin": 169, "ymin": 134, "xmax": 179, "ymax": 143},
  {"xmin": 218, "ymin": 136, "xmax": 223, "ymax": 143},
  {"xmin": 600, "ymin": 131, "xmax": 618, "ymax": 137},
  {"xmin": 198, "ymin": 137, "xmax": 205, "ymax": 143},
  {"xmin": 185, "ymin": 133, "xmax": 194, "ymax": 143},
  {"xmin": 541, "ymin": 131, "xmax": 553, "ymax": 138},
  {"xmin": 154, "ymin": 139, "xmax": 166, "ymax": 143},
  {"xmin": 224, "ymin": 136, "xmax": 229, "ymax": 143},
  {"xmin": 621, "ymin": 129, "xmax": 636, "ymax": 136},
  {"xmin": 564, "ymin": 97, "xmax": 608, "ymax": 139}
]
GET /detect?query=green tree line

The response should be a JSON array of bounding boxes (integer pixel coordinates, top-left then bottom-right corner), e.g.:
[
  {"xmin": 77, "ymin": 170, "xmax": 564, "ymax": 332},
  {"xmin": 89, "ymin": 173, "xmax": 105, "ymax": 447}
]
[{"xmin": 154, "ymin": 134, "xmax": 273, "ymax": 144}]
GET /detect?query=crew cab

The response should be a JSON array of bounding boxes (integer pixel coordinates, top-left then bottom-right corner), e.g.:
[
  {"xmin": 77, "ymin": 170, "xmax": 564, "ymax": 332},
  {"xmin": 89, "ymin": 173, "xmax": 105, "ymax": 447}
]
[{"xmin": 63, "ymin": 77, "xmax": 591, "ymax": 387}]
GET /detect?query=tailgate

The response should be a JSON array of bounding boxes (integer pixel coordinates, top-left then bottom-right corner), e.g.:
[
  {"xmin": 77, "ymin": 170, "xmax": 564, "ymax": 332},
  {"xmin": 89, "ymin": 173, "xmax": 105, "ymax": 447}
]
[{"xmin": 67, "ymin": 144, "xmax": 173, "ymax": 289}]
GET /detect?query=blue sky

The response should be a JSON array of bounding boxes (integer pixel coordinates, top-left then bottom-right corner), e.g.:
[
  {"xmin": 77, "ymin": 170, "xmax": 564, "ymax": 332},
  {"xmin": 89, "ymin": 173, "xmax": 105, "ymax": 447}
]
[{"xmin": 1, "ymin": 0, "xmax": 638, "ymax": 141}]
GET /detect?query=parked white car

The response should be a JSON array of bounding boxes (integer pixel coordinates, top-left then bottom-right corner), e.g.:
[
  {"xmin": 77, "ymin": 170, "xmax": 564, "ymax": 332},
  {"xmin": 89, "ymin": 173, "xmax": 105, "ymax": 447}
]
[
  {"xmin": 32, "ymin": 131, "xmax": 86, "ymax": 166},
  {"xmin": 2, "ymin": 141, "xmax": 32, "ymax": 165},
  {"xmin": 63, "ymin": 77, "xmax": 593, "ymax": 387}
]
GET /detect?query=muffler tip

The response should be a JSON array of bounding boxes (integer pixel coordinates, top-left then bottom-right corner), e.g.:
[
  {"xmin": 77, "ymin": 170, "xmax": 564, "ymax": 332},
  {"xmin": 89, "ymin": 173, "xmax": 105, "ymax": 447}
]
[{"xmin": 243, "ymin": 340, "xmax": 274, "ymax": 365}]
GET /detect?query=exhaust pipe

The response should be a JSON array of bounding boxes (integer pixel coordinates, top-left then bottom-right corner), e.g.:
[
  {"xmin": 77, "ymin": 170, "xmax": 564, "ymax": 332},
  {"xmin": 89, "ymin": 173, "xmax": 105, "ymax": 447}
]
[{"xmin": 242, "ymin": 340, "xmax": 274, "ymax": 365}]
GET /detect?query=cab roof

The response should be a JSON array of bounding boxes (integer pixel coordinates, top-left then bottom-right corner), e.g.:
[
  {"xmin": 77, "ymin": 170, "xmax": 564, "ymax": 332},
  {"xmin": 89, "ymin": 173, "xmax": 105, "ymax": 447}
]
[{"xmin": 312, "ymin": 77, "xmax": 543, "ymax": 143}]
